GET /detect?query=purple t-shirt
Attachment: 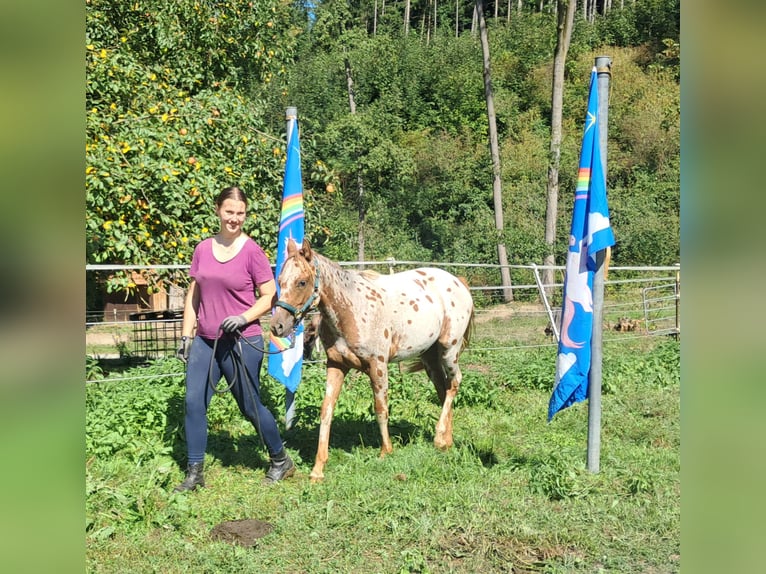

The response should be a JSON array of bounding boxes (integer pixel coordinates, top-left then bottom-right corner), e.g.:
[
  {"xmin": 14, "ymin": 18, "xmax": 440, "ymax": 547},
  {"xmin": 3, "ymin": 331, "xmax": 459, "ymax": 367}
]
[{"xmin": 189, "ymin": 237, "xmax": 274, "ymax": 339}]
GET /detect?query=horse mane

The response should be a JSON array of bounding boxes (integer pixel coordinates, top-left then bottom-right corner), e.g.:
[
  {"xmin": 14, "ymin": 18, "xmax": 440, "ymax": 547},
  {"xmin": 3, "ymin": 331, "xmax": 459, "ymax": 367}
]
[{"xmin": 359, "ymin": 269, "xmax": 380, "ymax": 280}]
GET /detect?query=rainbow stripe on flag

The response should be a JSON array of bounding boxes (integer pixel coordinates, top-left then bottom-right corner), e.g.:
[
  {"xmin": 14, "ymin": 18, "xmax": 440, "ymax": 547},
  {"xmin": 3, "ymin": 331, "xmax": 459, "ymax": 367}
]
[
  {"xmin": 279, "ymin": 194, "xmax": 304, "ymax": 231},
  {"xmin": 575, "ymin": 167, "xmax": 591, "ymax": 200}
]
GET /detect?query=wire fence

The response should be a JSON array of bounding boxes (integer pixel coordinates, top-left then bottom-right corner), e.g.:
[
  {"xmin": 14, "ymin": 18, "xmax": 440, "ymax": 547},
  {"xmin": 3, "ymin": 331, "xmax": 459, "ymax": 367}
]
[{"xmin": 85, "ymin": 261, "xmax": 680, "ymax": 384}]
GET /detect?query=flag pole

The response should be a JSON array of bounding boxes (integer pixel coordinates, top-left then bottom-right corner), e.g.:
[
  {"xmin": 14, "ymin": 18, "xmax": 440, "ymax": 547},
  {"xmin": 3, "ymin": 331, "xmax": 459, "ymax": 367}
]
[
  {"xmin": 284, "ymin": 106, "xmax": 298, "ymax": 431},
  {"xmin": 587, "ymin": 56, "xmax": 611, "ymax": 473}
]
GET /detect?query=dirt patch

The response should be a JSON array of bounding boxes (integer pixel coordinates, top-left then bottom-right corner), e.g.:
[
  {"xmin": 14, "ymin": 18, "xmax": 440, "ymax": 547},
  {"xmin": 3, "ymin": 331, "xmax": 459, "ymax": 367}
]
[
  {"xmin": 474, "ymin": 302, "xmax": 546, "ymax": 324},
  {"xmin": 210, "ymin": 519, "xmax": 274, "ymax": 547},
  {"xmin": 86, "ymin": 332, "xmax": 131, "ymax": 345},
  {"xmin": 439, "ymin": 530, "xmax": 584, "ymax": 573}
]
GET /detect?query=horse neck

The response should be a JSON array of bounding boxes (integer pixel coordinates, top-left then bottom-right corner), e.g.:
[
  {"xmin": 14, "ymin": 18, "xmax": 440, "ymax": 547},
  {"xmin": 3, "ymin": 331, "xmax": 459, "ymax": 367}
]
[
  {"xmin": 314, "ymin": 253, "xmax": 357, "ymax": 318},
  {"xmin": 314, "ymin": 253, "xmax": 352, "ymax": 296}
]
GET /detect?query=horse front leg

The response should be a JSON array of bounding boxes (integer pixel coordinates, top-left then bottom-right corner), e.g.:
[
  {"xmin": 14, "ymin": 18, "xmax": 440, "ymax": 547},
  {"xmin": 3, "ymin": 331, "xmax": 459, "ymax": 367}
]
[
  {"xmin": 310, "ymin": 363, "xmax": 346, "ymax": 482},
  {"xmin": 368, "ymin": 360, "xmax": 393, "ymax": 458}
]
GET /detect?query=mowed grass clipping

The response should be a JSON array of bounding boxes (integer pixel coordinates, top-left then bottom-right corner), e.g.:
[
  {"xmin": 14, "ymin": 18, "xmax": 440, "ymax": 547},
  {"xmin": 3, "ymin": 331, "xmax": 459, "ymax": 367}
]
[{"xmin": 86, "ymin": 336, "xmax": 679, "ymax": 573}]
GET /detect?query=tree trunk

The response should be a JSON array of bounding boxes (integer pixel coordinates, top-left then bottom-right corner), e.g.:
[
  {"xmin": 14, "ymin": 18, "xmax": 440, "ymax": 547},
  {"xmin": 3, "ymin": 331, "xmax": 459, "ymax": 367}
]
[
  {"xmin": 344, "ymin": 56, "xmax": 366, "ymax": 266},
  {"xmin": 476, "ymin": 0, "xmax": 513, "ymax": 302},
  {"xmin": 404, "ymin": 0, "xmax": 411, "ymax": 35},
  {"xmin": 456, "ymin": 0, "xmax": 460, "ymax": 37},
  {"xmin": 542, "ymin": 0, "xmax": 577, "ymax": 297},
  {"xmin": 434, "ymin": 0, "xmax": 438, "ymax": 37}
]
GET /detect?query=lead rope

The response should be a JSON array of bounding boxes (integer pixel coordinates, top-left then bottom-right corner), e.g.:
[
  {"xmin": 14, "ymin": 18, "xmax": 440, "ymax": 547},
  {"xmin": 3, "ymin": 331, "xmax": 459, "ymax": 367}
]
[{"xmin": 206, "ymin": 328, "xmax": 266, "ymax": 450}]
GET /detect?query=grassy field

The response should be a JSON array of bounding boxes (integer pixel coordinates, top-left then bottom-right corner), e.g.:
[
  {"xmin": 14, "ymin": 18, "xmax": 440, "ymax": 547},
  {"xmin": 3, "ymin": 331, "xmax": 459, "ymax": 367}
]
[{"xmin": 85, "ymin": 329, "xmax": 679, "ymax": 573}]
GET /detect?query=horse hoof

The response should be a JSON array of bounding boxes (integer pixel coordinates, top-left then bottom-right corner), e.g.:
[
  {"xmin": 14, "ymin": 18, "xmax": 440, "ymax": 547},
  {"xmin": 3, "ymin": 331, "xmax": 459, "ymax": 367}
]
[
  {"xmin": 309, "ymin": 472, "xmax": 325, "ymax": 483},
  {"xmin": 434, "ymin": 438, "xmax": 453, "ymax": 450}
]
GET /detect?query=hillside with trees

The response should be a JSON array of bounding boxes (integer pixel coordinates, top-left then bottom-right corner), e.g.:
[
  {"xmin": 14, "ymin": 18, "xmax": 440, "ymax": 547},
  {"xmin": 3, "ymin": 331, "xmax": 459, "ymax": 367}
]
[{"xmin": 86, "ymin": 0, "xmax": 679, "ymax": 296}]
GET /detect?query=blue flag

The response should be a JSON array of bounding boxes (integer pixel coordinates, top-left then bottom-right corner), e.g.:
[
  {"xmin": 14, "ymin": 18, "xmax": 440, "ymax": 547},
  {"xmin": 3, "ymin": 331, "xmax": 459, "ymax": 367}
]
[
  {"xmin": 267, "ymin": 120, "xmax": 305, "ymax": 394},
  {"xmin": 548, "ymin": 67, "xmax": 616, "ymax": 421}
]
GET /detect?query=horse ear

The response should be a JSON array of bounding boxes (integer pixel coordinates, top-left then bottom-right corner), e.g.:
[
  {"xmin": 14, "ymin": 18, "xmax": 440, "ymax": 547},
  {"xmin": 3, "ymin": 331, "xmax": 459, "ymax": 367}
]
[
  {"xmin": 301, "ymin": 238, "xmax": 313, "ymax": 261},
  {"xmin": 287, "ymin": 239, "xmax": 299, "ymax": 258}
]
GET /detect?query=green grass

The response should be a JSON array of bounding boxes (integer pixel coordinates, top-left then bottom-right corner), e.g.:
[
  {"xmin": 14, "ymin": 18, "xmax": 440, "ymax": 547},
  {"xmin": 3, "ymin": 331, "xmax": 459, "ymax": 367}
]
[{"xmin": 86, "ymin": 336, "xmax": 680, "ymax": 573}]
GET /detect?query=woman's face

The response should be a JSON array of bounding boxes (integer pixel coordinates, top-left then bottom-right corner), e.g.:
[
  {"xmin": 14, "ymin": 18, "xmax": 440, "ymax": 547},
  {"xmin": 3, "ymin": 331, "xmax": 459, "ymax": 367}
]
[{"xmin": 216, "ymin": 198, "xmax": 247, "ymax": 234}]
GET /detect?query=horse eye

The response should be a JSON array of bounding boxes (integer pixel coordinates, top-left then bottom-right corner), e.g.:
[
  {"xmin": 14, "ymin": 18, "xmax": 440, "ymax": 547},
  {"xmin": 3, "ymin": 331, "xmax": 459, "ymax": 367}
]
[{"xmin": 298, "ymin": 280, "xmax": 307, "ymax": 288}]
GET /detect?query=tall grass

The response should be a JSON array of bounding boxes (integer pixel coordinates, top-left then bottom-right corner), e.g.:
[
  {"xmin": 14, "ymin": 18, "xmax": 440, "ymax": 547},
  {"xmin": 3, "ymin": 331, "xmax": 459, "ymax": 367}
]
[{"xmin": 86, "ymin": 336, "xmax": 679, "ymax": 573}]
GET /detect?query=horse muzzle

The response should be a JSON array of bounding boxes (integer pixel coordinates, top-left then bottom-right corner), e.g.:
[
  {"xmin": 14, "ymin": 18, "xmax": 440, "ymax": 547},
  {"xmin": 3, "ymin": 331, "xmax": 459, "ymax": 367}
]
[{"xmin": 270, "ymin": 303, "xmax": 297, "ymax": 337}]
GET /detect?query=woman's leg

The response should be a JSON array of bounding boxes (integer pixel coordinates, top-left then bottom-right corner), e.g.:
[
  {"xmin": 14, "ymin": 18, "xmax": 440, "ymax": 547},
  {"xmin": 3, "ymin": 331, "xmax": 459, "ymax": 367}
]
[
  {"xmin": 183, "ymin": 337, "xmax": 218, "ymax": 463},
  {"xmin": 223, "ymin": 335, "xmax": 284, "ymax": 456}
]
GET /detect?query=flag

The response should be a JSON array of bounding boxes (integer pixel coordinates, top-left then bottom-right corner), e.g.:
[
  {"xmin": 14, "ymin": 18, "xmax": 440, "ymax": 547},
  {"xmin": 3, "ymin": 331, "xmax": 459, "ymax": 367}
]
[
  {"xmin": 548, "ymin": 67, "xmax": 615, "ymax": 421},
  {"xmin": 268, "ymin": 119, "xmax": 305, "ymax": 394}
]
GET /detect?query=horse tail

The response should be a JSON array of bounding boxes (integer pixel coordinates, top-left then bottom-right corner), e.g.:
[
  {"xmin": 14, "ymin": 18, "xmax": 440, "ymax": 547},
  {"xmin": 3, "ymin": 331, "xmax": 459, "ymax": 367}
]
[
  {"xmin": 460, "ymin": 305, "xmax": 475, "ymax": 354},
  {"xmin": 400, "ymin": 359, "xmax": 425, "ymax": 374},
  {"xmin": 457, "ymin": 276, "xmax": 474, "ymax": 354}
]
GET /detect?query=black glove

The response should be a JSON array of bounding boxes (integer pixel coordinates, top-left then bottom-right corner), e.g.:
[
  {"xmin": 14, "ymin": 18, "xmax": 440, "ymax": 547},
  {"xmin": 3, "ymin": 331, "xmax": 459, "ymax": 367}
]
[
  {"xmin": 221, "ymin": 314, "xmax": 248, "ymax": 334},
  {"xmin": 176, "ymin": 336, "xmax": 192, "ymax": 363}
]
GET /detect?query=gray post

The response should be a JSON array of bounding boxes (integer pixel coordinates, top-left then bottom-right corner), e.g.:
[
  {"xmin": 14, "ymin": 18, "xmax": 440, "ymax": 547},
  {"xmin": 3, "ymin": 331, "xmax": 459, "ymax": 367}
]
[
  {"xmin": 587, "ymin": 56, "xmax": 611, "ymax": 473},
  {"xmin": 286, "ymin": 106, "xmax": 297, "ymax": 146},
  {"xmin": 284, "ymin": 106, "xmax": 298, "ymax": 431}
]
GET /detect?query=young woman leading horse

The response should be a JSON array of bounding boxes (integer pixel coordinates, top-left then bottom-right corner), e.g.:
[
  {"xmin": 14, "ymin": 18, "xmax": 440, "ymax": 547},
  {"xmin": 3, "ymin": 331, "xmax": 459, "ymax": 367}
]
[{"xmin": 270, "ymin": 239, "xmax": 475, "ymax": 482}]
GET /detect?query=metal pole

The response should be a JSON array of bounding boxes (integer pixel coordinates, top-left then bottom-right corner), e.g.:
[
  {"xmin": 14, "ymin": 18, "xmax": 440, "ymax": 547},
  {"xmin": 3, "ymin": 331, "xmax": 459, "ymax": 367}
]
[
  {"xmin": 286, "ymin": 106, "xmax": 297, "ymax": 146},
  {"xmin": 284, "ymin": 106, "xmax": 298, "ymax": 430},
  {"xmin": 587, "ymin": 56, "xmax": 611, "ymax": 473}
]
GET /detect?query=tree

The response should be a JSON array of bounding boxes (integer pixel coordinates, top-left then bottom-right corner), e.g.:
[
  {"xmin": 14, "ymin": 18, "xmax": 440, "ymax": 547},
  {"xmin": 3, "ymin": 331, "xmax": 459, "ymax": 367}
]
[
  {"xmin": 343, "ymin": 53, "xmax": 368, "ymax": 264},
  {"xmin": 476, "ymin": 0, "xmax": 513, "ymax": 301},
  {"xmin": 85, "ymin": 0, "xmax": 306, "ymax": 292},
  {"xmin": 542, "ymin": 0, "xmax": 577, "ymax": 295}
]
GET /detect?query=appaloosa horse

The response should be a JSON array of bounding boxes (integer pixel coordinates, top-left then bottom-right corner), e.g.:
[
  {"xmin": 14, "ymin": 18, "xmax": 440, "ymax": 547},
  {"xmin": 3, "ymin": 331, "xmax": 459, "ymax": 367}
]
[{"xmin": 270, "ymin": 239, "xmax": 475, "ymax": 481}]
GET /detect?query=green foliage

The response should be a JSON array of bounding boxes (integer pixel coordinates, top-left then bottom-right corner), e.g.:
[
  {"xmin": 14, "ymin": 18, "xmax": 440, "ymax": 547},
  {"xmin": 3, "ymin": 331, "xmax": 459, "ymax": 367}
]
[
  {"xmin": 86, "ymin": 335, "xmax": 679, "ymax": 572},
  {"xmin": 86, "ymin": 359, "xmax": 182, "ymax": 461},
  {"xmin": 86, "ymin": 356, "xmax": 104, "ymax": 381},
  {"xmin": 86, "ymin": 1, "xmax": 680, "ymax": 283},
  {"xmin": 86, "ymin": 0, "xmax": 334, "ymax": 291},
  {"xmin": 604, "ymin": 337, "xmax": 680, "ymax": 393},
  {"xmin": 528, "ymin": 451, "xmax": 598, "ymax": 500}
]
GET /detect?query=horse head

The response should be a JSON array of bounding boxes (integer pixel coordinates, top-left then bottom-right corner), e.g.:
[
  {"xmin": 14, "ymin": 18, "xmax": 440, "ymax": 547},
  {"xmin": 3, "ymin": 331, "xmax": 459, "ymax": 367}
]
[{"xmin": 271, "ymin": 239, "xmax": 320, "ymax": 338}]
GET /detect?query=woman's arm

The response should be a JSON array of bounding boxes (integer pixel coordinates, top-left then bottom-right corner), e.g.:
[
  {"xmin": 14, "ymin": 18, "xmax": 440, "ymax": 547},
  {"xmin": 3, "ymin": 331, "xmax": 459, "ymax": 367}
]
[
  {"xmin": 240, "ymin": 279, "xmax": 277, "ymax": 324},
  {"xmin": 181, "ymin": 279, "xmax": 200, "ymax": 338}
]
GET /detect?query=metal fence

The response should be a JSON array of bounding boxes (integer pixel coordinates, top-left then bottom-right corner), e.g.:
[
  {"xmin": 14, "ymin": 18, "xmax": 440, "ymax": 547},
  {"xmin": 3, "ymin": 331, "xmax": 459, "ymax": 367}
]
[{"xmin": 86, "ymin": 261, "xmax": 680, "ymax": 374}]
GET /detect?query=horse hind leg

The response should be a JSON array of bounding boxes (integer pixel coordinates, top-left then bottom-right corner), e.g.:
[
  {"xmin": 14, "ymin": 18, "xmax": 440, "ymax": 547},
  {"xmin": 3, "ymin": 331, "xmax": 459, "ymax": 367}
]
[
  {"xmin": 422, "ymin": 346, "xmax": 459, "ymax": 450},
  {"xmin": 368, "ymin": 359, "xmax": 394, "ymax": 458}
]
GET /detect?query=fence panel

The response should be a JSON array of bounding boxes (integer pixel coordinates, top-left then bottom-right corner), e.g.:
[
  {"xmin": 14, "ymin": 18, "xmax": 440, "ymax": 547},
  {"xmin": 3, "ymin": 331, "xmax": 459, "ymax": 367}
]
[{"xmin": 86, "ymin": 261, "xmax": 680, "ymax": 376}]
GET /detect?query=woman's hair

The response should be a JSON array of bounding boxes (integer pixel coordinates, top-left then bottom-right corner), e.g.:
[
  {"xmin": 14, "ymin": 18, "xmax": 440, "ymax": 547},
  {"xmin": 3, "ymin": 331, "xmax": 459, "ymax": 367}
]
[{"xmin": 215, "ymin": 186, "xmax": 248, "ymax": 208}]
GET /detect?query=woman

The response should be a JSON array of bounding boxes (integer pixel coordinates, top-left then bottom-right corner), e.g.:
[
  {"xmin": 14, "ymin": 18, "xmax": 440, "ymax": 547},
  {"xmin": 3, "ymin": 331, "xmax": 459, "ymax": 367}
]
[{"xmin": 174, "ymin": 186, "xmax": 294, "ymax": 491}]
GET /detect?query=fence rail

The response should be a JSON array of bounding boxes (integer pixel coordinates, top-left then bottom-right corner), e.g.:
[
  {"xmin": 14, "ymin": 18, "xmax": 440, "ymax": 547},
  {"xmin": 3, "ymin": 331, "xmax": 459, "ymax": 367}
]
[{"xmin": 86, "ymin": 261, "xmax": 679, "ymax": 383}]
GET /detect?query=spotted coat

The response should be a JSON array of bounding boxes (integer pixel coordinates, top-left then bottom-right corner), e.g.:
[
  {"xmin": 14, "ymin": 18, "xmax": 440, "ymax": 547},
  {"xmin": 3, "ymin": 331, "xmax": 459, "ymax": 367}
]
[{"xmin": 271, "ymin": 240, "xmax": 474, "ymax": 482}]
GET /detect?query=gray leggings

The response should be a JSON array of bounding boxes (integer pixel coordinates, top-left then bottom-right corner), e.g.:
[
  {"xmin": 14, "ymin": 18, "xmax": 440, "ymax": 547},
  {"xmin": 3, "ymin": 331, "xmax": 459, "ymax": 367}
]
[{"xmin": 182, "ymin": 334, "xmax": 284, "ymax": 463}]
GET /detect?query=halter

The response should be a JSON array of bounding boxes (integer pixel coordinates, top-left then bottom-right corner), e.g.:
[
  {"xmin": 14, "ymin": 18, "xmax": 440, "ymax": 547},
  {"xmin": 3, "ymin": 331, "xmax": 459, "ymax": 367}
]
[{"xmin": 274, "ymin": 257, "xmax": 320, "ymax": 322}]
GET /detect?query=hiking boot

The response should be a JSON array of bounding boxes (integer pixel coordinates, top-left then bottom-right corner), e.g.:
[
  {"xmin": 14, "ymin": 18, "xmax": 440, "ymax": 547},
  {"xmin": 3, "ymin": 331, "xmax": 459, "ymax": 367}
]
[
  {"xmin": 264, "ymin": 450, "xmax": 295, "ymax": 484},
  {"xmin": 173, "ymin": 462, "xmax": 205, "ymax": 492}
]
